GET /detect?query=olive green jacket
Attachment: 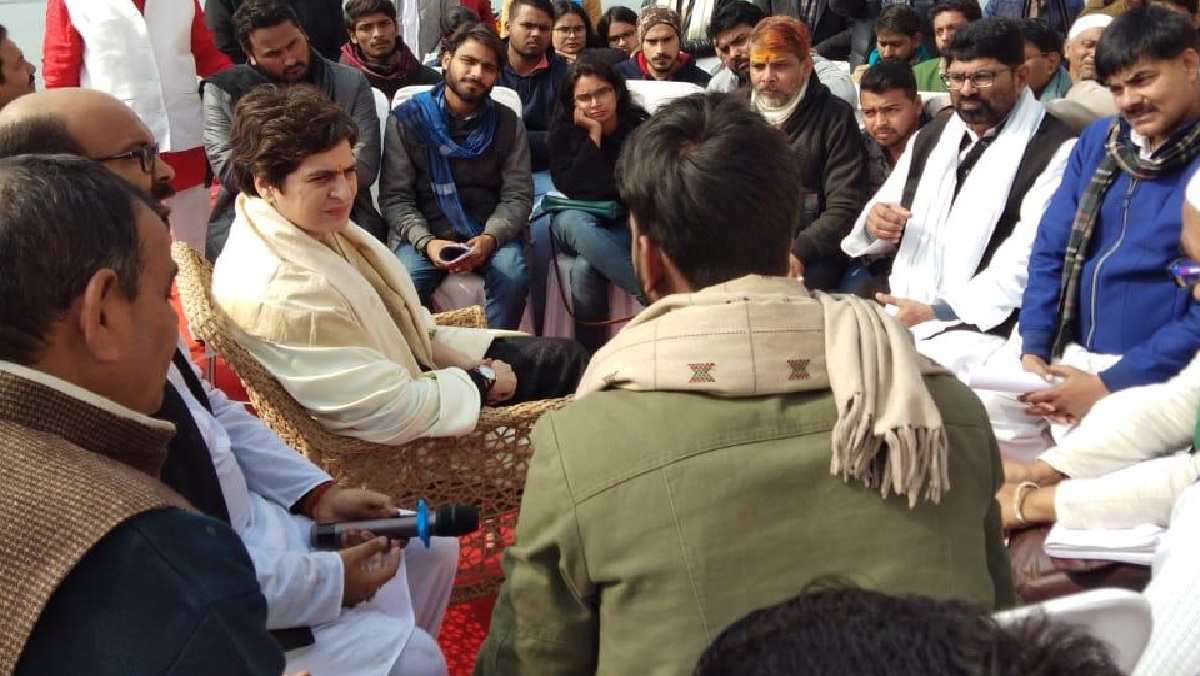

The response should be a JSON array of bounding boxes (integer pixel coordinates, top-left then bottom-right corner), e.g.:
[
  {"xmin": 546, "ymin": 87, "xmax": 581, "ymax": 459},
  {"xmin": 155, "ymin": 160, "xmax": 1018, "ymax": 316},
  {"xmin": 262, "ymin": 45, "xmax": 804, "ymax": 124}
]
[{"xmin": 475, "ymin": 375, "xmax": 1016, "ymax": 676}]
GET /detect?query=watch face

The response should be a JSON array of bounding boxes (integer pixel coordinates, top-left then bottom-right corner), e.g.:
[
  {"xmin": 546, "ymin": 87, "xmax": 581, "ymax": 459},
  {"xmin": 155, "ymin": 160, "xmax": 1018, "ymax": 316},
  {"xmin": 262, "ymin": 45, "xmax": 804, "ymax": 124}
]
[{"xmin": 477, "ymin": 365, "xmax": 497, "ymax": 380}]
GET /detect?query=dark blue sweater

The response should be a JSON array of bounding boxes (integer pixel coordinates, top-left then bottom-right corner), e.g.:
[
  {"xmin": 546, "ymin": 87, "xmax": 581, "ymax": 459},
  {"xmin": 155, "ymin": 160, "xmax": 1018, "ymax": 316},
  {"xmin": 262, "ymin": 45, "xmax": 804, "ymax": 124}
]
[
  {"xmin": 497, "ymin": 53, "xmax": 570, "ymax": 173},
  {"xmin": 1020, "ymin": 117, "xmax": 1200, "ymax": 392}
]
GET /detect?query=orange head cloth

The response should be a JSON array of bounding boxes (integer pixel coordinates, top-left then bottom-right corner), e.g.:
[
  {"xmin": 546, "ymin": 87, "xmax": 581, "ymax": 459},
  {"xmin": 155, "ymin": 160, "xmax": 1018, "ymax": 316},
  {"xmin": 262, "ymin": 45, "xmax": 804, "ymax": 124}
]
[{"xmin": 748, "ymin": 16, "xmax": 811, "ymax": 63}]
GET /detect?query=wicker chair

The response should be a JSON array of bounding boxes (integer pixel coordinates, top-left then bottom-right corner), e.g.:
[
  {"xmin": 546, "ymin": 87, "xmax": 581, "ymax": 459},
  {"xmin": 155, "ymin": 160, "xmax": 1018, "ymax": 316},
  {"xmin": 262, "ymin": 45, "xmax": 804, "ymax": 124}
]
[{"xmin": 171, "ymin": 242, "xmax": 568, "ymax": 601}]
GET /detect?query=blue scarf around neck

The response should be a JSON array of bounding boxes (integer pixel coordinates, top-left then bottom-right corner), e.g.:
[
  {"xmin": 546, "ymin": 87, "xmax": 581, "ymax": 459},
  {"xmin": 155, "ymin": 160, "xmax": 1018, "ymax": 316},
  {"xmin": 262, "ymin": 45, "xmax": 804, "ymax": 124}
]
[{"xmin": 392, "ymin": 82, "xmax": 498, "ymax": 237}]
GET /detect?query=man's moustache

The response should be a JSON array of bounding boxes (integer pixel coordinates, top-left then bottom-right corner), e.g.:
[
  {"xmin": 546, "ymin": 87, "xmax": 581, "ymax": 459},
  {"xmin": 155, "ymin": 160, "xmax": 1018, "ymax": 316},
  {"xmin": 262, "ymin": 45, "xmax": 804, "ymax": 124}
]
[
  {"xmin": 1124, "ymin": 105, "xmax": 1157, "ymax": 118},
  {"xmin": 151, "ymin": 182, "xmax": 177, "ymax": 201}
]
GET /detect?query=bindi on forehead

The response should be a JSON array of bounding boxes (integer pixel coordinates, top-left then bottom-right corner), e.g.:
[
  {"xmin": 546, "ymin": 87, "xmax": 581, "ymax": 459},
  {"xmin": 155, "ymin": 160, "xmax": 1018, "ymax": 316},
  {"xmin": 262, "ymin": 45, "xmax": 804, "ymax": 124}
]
[{"xmin": 749, "ymin": 51, "xmax": 794, "ymax": 65}]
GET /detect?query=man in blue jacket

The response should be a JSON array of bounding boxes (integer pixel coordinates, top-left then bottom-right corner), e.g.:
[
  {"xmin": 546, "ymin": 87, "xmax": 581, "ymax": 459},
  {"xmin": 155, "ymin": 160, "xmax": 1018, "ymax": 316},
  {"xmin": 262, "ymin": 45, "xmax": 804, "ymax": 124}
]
[{"xmin": 979, "ymin": 5, "xmax": 1200, "ymax": 462}]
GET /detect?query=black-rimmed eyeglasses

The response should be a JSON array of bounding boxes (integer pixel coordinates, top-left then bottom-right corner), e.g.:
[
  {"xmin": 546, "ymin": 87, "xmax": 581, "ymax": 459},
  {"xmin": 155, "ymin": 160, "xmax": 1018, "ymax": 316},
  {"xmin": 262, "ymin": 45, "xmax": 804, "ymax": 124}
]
[
  {"xmin": 95, "ymin": 143, "xmax": 159, "ymax": 175},
  {"xmin": 939, "ymin": 67, "xmax": 1013, "ymax": 90}
]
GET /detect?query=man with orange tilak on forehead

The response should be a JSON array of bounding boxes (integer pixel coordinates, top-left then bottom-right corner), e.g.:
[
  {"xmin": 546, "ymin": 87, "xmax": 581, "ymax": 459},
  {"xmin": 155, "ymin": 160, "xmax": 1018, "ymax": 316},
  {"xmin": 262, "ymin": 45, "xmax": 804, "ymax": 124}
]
[{"xmin": 744, "ymin": 15, "xmax": 868, "ymax": 292}]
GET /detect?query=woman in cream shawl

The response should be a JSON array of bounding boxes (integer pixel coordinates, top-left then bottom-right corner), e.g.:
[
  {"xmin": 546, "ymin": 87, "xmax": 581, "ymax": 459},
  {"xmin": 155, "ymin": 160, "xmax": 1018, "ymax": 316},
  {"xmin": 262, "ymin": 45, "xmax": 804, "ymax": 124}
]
[{"xmin": 211, "ymin": 84, "xmax": 587, "ymax": 447}]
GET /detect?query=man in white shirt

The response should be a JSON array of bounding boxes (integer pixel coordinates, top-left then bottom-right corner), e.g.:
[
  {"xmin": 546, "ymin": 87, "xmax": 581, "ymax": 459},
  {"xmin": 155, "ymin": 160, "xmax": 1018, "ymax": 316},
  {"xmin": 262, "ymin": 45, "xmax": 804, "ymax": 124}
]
[
  {"xmin": 0, "ymin": 88, "xmax": 458, "ymax": 676},
  {"xmin": 841, "ymin": 18, "xmax": 1074, "ymax": 382}
]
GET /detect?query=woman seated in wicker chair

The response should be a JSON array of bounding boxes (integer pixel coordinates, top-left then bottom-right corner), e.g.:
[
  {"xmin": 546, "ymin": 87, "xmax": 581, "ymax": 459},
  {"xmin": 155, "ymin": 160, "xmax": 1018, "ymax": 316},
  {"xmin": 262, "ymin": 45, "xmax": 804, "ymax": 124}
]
[{"xmin": 211, "ymin": 84, "xmax": 588, "ymax": 446}]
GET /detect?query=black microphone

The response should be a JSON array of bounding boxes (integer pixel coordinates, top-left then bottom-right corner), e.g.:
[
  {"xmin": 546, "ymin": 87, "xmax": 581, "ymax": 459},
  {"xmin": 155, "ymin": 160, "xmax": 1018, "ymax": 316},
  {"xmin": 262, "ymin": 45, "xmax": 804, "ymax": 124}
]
[{"xmin": 310, "ymin": 500, "xmax": 480, "ymax": 549}]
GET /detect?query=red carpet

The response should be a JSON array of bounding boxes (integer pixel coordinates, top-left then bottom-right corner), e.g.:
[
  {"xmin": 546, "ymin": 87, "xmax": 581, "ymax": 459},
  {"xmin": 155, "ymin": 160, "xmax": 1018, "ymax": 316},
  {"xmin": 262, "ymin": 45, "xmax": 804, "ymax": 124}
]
[
  {"xmin": 439, "ymin": 595, "xmax": 497, "ymax": 675},
  {"xmin": 174, "ymin": 291, "xmax": 496, "ymax": 673}
]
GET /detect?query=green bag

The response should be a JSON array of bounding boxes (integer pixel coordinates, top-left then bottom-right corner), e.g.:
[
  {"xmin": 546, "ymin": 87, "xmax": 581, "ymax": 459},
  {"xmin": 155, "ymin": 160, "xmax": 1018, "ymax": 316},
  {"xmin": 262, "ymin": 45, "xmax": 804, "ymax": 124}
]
[{"xmin": 534, "ymin": 194, "xmax": 626, "ymax": 221}]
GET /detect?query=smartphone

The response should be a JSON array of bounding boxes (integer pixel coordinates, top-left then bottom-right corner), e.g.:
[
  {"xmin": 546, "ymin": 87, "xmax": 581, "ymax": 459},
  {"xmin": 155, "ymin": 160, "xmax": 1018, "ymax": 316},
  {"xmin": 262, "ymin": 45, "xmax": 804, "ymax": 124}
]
[{"xmin": 437, "ymin": 244, "xmax": 473, "ymax": 264}]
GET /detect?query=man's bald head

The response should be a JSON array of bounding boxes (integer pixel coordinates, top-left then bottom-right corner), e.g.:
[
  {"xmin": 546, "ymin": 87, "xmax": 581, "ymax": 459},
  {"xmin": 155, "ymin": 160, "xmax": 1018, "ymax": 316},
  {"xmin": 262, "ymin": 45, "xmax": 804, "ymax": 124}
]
[{"xmin": 0, "ymin": 89, "xmax": 175, "ymax": 200}]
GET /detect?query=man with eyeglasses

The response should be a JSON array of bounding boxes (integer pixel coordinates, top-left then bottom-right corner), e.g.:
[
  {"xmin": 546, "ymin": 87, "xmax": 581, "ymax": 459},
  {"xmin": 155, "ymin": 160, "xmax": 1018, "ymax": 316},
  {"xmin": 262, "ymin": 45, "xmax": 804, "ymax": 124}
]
[
  {"xmin": 706, "ymin": 1, "xmax": 857, "ymax": 106},
  {"xmin": 842, "ymin": 18, "xmax": 1075, "ymax": 415},
  {"xmin": 0, "ymin": 86, "xmax": 462, "ymax": 676},
  {"xmin": 979, "ymin": 6, "xmax": 1200, "ymax": 463},
  {"xmin": 42, "ymin": 0, "xmax": 233, "ymax": 254},
  {"xmin": 0, "ymin": 88, "xmax": 177, "ymax": 201}
]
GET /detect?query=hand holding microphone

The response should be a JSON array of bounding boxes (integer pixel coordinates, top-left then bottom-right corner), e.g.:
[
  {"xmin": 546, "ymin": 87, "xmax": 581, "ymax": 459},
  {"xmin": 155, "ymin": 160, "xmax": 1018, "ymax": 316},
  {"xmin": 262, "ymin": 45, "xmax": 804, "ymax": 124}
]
[
  {"xmin": 312, "ymin": 500, "xmax": 481, "ymax": 550},
  {"xmin": 339, "ymin": 535, "xmax": 403, "ymax": 607},
  {"xmin": 318, "ymin": 501, "xmax": 479, "ymax": 607}
]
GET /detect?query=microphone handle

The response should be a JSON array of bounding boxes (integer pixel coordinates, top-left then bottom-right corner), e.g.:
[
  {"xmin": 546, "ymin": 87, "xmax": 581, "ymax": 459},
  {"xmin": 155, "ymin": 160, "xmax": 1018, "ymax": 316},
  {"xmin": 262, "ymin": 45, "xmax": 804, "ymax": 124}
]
[{"xmin": 310, "ymin": 500, "xmax": 433, "ymax": 550}]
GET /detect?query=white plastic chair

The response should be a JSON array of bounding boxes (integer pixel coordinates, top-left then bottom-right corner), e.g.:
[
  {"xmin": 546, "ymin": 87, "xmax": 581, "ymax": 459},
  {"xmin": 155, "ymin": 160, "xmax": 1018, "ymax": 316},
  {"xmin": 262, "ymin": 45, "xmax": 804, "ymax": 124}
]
[
  {"xmin": 391, "ymin": 84, "xmax": 524, "ymax": 117},
  {"xmin": 993, "ymin": 588, "xmax": 1153, "ymax": 674},
  {"xmin": 625, "ymin": 80, "xmax": 704, "ymax": 115}
]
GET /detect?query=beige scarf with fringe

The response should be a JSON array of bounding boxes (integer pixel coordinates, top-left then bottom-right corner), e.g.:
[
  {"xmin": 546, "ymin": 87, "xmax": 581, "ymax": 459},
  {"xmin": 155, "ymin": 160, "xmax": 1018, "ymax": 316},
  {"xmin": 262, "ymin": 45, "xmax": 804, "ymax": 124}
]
[{"xmin": 576, "ymin": 275, "xmax": 951, "ymax": 506}]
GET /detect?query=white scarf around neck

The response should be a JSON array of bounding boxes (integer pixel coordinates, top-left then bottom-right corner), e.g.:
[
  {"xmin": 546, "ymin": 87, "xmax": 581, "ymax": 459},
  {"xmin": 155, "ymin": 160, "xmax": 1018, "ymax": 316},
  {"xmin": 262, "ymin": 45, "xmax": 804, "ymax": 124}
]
[
  {"xmin": 752, "ymin": 80, "xmax": 806, "ymax": 127},
  {"xmin": 890, "ymin": 87, "xmax": 1044, "ymax": 308}
]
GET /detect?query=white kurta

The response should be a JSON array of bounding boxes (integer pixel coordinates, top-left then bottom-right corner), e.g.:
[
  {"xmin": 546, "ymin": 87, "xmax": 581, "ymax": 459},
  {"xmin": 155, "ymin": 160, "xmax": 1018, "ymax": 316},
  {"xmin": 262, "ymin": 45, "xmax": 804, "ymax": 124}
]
[
  {"xmin": 1035, "ymin": 351, "xmax": 1200, "ymax": 528},
  {"xmin": 842, "ymin": 107, "xmax": 1074, "ymax": 379},
  {"xmin": 167, "ymin": 351, "xmax": 456, "ymax": 675},
  {"xmin": 1022, "ymin": 352, "xmax": 1200, "ymax": 675}
]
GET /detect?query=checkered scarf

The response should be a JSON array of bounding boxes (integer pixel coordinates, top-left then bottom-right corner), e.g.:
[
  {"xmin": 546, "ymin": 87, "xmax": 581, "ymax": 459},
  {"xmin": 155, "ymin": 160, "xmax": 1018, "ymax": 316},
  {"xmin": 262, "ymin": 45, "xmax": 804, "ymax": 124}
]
[{"xmin": 1050, "ymin": 118, "xmax": 1200, "ymax": 358}]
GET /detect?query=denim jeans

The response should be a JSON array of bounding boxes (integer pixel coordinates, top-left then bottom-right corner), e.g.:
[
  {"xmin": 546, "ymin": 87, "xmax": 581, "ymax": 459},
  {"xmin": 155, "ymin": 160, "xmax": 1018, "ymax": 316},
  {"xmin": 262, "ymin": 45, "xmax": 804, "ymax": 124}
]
[
  {"xmin": 549, "ymin": 209, "xmax": 640, "ymax": 352},
  {"xmin": 393, "ymin": 239, "xmax": 530, "ymax": 330},
  {"xmin": 527, "ymin": 171, "xmax": 557, "ymax": 334}
]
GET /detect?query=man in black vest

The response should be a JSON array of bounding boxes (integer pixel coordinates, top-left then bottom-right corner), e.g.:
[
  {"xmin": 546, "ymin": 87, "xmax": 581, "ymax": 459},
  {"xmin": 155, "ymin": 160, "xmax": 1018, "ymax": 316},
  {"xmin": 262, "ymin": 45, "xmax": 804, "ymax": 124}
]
[
  {"xmin": 202, "ymin": 0, "xmax": 383, "ymax": 258},
  {"xmin": 841, "ymin": 17, "xmax": 1075, "ymax": 378},
  {"xmin": 0, "ymin": 87, "xmax": 460, "ymax": 676}
]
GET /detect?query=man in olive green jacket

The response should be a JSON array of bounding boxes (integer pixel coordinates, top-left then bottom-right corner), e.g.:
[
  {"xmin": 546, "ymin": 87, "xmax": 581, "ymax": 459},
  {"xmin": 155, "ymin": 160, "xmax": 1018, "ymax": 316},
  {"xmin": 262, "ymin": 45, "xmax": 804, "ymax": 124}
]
[{"xmin": 475, "ymin": 92, "xmax": 1015, "ymax": 676}]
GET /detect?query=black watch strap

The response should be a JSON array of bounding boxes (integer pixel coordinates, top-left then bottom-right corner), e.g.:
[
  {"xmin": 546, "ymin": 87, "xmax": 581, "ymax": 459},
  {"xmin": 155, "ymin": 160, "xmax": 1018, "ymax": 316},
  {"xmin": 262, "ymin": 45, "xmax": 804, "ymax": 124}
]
[{"xmin": 466, "ymin": 367, "xmax": 491, "ymax": 399}]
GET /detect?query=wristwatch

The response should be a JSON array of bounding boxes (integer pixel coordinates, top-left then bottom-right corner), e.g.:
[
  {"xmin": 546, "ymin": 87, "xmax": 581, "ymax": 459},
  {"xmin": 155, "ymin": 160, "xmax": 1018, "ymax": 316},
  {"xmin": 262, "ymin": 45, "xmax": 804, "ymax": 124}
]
[{"xmin": 466, "ymin": 365, "xmax": 497, "ymax": 399}]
